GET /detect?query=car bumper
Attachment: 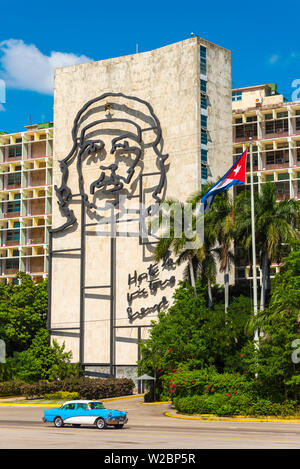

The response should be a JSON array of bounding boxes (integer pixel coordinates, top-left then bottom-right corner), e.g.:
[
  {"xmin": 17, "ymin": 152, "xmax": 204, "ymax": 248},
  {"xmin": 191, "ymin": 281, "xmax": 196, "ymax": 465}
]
[{"xmin": 105, "ymin": 416, "xmax": 128, "ymax": 425}]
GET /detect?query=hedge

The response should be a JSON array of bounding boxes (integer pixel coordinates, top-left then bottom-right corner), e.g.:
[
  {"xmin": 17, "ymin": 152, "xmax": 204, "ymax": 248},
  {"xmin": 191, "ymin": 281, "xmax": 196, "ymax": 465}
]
[
  {"xmin": 0, "ymin": 381, "xmax": 26, "ymax": 396},
  {"xmin": 173, "ymin": 394, "xmax": 297, "ymax": 417},
  {"xmin": 160, "ymin": 367, "xmax": 256, "ymax": 400},
  {"xmin": 0, "ymin": 378, "xmax": 135, "ymax": 400},
  {"xmin": 44, "ymin": 391, "xmax": 79, "ymax": 401}
]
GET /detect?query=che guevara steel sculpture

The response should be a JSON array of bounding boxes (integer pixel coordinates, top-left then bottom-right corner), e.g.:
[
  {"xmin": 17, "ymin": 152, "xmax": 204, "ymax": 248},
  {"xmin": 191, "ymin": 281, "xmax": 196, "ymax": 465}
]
[{"xmin": 52, "ymin": 92, "xmax": 168, "ymax": 233}]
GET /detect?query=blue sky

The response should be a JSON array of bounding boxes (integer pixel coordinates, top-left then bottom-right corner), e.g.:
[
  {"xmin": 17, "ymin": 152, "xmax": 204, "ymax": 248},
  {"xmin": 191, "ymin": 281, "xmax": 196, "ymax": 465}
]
[{"xmin": 0, "ymin": 0, "xmax": 299, "ymax": 133}]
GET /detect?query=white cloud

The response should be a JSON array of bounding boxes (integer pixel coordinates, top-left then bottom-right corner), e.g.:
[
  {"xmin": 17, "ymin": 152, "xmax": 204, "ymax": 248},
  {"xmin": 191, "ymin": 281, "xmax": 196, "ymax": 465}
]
[
  {"xmin": 0, "ymin": 39, "xmax": 92, "ymax": 95},
  {"xmin": 268, "ymin": 54, "xmax": 280, "ymax": 65}
]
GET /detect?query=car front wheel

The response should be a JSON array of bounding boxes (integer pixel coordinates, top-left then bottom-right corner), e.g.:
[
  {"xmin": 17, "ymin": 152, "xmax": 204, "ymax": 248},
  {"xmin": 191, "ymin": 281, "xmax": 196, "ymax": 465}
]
[
  {"xmin": 95, "ymin": 418, "xmax": 107, "ymax": 430},
  {"xmin": 53, "ymin": 417, "xmax": 64, "ymax": 428}
]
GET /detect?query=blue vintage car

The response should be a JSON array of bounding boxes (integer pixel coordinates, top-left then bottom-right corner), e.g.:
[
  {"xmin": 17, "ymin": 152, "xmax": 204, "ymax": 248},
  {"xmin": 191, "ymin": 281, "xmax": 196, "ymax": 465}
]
[{"xmin": 42, "ymin": 400, "xmax": 128, "ymax": 429}]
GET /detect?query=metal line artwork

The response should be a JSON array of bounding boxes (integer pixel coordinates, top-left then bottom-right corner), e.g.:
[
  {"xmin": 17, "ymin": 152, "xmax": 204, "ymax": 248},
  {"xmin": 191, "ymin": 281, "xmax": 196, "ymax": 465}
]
[
  {"xmin": 127, "ymin": 296, "xmax": 168, "ymax": 322},
  {"xmin": 49, "ymin": 92, "xmax": 170, "ymax": 376},
  {"xmin": 51, "ymin": 92, "xmax": 168, "ymax": 233},
  {"xmin": 126, "ymin": 254, "xmax": 175, "ymax": 320}
]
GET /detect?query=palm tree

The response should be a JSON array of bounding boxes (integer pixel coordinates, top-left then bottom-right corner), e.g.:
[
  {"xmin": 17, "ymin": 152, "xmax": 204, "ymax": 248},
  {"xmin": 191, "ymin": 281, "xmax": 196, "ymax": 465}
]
[
  {"xmin": 151, "ymin": 199, "xmax": 205, "ymax": 296},
  {"xmin": 235, "ymin": 182, "xmax": 299, "ymax": 311},
  {"xmin": 188, "ymin": 186, "xmax": 235, "ymax": 312}
]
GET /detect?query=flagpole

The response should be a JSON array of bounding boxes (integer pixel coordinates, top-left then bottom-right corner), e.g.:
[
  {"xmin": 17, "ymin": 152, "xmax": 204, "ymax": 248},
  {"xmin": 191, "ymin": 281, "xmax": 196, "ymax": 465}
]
[{"xmin": 249, "ymin": 138, "xmax": 259, "ymax": 348}]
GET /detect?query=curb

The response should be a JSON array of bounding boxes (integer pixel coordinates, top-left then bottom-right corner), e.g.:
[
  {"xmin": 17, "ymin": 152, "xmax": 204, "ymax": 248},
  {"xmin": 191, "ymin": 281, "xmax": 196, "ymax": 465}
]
[
  {"xmin": 141, "ymin": 401, "xmax": 172, "ymax": 405},
  {"xmin": 164, "ymin": 411, "xmax": 300, "ymax": 424},
  {"xmin": 0, "ymin": 394, "xmax": 144, "ymax": 407}
]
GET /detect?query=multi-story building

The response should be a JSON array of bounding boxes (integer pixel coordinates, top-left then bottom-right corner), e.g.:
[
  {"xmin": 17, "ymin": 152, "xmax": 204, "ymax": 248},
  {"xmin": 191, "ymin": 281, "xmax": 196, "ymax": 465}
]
[
  {"xmin": 50, "ymin": 37, "xmax": 232, "ymax": 376},
  {"xmin": 232, "ymin": 84, "xmax": 300, "ymax": 281},
  {"xmin": 0, "ymin": 123, "xmax": 53, "ymax": 284}
]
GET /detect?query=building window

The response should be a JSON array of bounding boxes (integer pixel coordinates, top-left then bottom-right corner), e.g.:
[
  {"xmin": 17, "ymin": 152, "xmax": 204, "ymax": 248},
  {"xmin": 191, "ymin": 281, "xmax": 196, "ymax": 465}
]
[
  {"xmin": 201, "ymin": 115, "xmax": 207, "ymax": 129},
  {"xmin": 200, "ymin": 46, "xmax": 206, "ymax": 75},
  {"xmin": 7, "ymin": 171, "xmax": 21, "ymax": 186},
  {"xmin": 234, "ymin": 146, "xmax": 243, "ymax": 155},
  {"xmin": 200, "ymin": 80, "xmax": 206, "ymax": 94},
  {"xmin": 246, "ymin": 115, "xmax": 257, "ymax": 123},
  {"xmin": 201, "ymin": 149, "xmax": 207, "ymax": 163},
  {"xmin": 5, "ymin": 259, "xmax": 18, "ymax": 270},
  {"xmin": 277, "ymin": 111, "xmax": 288, "ymax": 119},
  {"xmin": 247, "ymin": 175, "xmax": 258, "ymax": 183},
  {"xmin": 276, "ymin": 181, "xmax": 290, "ymax": 197},
  {"xmin": 235, "ymin": 123, "xmax": 257, "ymax": 139},
  {"xmin": 8, "ymin": 145, "xmax": 22, "ymax": 158},
  {"xmin": 201, "ymin": 132, "xmax": 207, "ymax": 145},
  {"xmin": 232, "ymin": 91, "xmax": 242, "ymax": 102},
  {"xmin": 7, "ymin": 198, "xmax": 21, "ymax": 213},
  {"xmin": 201, "ymin": 96, "xmax": 207, "ymax": 109},
  {"xmin": 277, "ymin": 172, "xmax": 289, "ymax": 181},
  {"xmin": 266, "ymin": 150, "xmax": 289, "ymax": 166},
  {"xmin": 6, "ymin": 226, "xmax": 20, "ymax": 242},
  {"xmin": 265, "ymin": 118, "xmax": 288, "ymax": 135},
  {"xmin": 201, "ymin": 165, "xmax": 207, "ymax": 180}
]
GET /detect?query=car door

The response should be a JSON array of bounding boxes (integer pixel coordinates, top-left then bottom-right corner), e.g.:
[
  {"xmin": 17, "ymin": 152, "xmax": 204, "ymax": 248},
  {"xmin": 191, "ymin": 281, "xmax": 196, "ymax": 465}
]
[
  {"xmin": 64, "ymin": 403, "xmax": 95, "ymax": 425},
  {"xmin": 59, "ymin": 403, "xmax": 77, "ymax": 423}
]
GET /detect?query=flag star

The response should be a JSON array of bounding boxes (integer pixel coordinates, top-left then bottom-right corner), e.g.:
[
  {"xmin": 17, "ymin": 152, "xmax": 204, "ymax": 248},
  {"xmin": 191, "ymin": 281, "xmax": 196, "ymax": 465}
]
[{"xmin": 233, "ymin": 164, "xmax": 241, "ymax": 176}]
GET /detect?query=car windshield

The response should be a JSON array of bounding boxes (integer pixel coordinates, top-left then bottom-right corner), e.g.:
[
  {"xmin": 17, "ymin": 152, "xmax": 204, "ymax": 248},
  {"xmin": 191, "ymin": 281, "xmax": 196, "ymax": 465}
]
[{"xmin": 88, "ymin": 402, "xmax": 105, "ymax": 409}]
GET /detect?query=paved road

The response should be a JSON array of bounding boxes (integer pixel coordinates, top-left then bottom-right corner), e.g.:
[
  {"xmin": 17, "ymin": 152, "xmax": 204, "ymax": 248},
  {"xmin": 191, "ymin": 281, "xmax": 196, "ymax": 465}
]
[{"xmin": 0, "ymin": 397, "xmax": 300, "ymax": 449}]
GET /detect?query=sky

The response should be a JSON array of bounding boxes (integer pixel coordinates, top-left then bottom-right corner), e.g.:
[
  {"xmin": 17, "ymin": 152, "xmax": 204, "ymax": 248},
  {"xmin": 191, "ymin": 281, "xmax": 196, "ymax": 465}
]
[{"xmin": 0, "ymin": 0, "xmax": 299, "ymax": 133}]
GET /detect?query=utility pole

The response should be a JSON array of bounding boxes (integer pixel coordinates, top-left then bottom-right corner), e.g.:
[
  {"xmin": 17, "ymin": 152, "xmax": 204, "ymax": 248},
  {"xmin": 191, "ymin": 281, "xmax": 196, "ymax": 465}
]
[{"xmin": 249, "ymin": 138, "xmax": 259, "ymax": 349}]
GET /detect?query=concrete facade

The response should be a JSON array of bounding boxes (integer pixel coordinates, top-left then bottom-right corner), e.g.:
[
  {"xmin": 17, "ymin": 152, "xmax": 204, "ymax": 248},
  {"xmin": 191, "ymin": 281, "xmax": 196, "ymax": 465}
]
[
  {"xmin": 0, "ymin": 123, "xmax": 53, "ymax": 284},
  {"xmin": 50, "ymin": 37, "xmax": 232, "ymax": 377},
  {"xmin": 232, "ymin": 84, "xmax": 300, "ymax": 283}
]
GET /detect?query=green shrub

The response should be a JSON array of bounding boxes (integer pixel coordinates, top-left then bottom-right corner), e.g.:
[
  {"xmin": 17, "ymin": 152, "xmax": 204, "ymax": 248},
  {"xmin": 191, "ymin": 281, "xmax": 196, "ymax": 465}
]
[
  {"xmin": 0, "ymin": 380, "xmax": 25, "ymax": 396},
  {"xmin": 161, "ymin": 366, "xmax": 256, "ymax": 401},
  {"xmin": 173, "ymin": 394, "xmax": 297, "ymax": 417},
  {"xmin": 174, "ymin": 393, "xmax": 252, "ymax": 416},
  {"xmin": 20, "ymin": 380, "xmax": 62, "ymax": 399},
  {"xmin": 21, "ymin": 377, "xmax": 135, "ymax": 400},
  {"xmin": 249, "ymin": 399, "xmax": 297, "ymax": 417},
  {"xmin": 44, "ymin": 391, "xmax": 79, "ymax": 400}
]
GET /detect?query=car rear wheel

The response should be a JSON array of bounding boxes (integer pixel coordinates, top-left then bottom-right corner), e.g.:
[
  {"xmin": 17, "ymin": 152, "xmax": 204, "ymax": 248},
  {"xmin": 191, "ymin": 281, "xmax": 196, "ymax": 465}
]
[
  {"xmin": 95, "ymin": 418, "xmax": 106, "ymax": 429},
  {"xmin": 53, "ymin": 417, "xmax": 64, "ymax": 428},
  {"xmin": 114, "ymin": 424, "xmax": 124, "ymax": 429}
]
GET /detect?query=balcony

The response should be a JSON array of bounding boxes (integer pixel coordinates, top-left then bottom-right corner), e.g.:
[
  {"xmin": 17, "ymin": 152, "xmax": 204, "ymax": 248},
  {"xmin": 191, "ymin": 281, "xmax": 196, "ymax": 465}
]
[
  {"xmin": 26, "ymin": 228, "xmax": 45, "ymax": 245},
  {"xmin": 2, "ymin": 239, "xmax": 20, "ymax": 247},
  {"xmin": 29, "ymin": 200, "xmax": 45, "ymax": 216},
  {"xmin": 3, "ymin": 211, "xmax": 21, "ymax": 219},
  {"xmin": 262, "ymin": 150, "xmax": 290, "ymax": 170},
  {"xmin": 262, "ymin": 119, "xmax": 289, "ymax": 139},
  {"xmin": 233, "ymin": 123, "xmax": 257, "ymax": 143},
  {"xmin": 4, "ymin": 155, "xmax": 22, "ymax": 163},
  {"xmin": 291, "ymin": 117, "xmax": 300, "ymax": 136},
  {"xmin": 29, "ymin": 258, "xmax": 44, "ymax": 273},
  {"xmin": 5, "ymin": 183, "xmax": 21, "ymax": 190},
  {"xmin": 3, "ymin": 268, "xmax": 18, "ymax": 275}
]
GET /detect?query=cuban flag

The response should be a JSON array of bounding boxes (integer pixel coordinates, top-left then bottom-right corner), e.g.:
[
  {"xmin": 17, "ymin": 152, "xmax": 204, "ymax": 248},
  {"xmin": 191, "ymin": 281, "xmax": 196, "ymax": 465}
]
[{"xmin": 201, "ymin": 149, "xmax": 247, "ymax": 213}]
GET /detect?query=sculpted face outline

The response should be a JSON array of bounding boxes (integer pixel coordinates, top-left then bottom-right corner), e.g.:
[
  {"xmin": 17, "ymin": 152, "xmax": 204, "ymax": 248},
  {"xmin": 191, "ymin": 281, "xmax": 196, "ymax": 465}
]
[
  {"xmin": 52, "ymin": 93, "xmax": 168, "ymax": 233},
  {"xmin": 78, "ymin": 119, "xmax": 143, "ymax": 207}
]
